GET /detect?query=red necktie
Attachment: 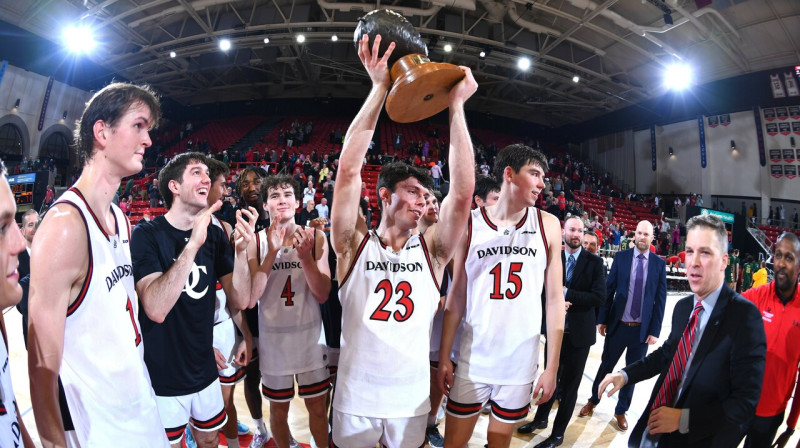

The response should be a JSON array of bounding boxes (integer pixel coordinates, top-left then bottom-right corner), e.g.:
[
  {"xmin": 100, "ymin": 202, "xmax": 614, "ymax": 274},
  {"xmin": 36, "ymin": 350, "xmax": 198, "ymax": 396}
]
[{"xmin": 651, "ymin": 302, "xmax": 704, "ymax": 410}]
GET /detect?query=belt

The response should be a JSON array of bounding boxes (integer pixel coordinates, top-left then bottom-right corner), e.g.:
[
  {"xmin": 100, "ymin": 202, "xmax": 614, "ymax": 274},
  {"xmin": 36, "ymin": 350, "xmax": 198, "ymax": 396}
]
[{"xmin": 619, "ymin": 321, "xmax": 641, "ymax": 327}]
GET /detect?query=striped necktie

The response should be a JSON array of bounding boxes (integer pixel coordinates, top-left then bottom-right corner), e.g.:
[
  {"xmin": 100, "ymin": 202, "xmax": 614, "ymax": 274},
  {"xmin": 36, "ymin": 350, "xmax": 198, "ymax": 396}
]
[
  {"xmin": 651, "ymin": 301, "xmax": 704, "ymax": 410},
  {"xmin": 566, "ymin": 254, "xmax": 575, "ymax": 284}
]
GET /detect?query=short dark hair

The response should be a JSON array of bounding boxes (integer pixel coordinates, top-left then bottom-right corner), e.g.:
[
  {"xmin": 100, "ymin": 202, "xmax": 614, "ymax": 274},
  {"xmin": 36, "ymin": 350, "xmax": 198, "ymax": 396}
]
[
  {"xmin": 473, "ymin": 175, "xmax": 500, "ymax": 202},
  {"xmin": 206, "ymin": 158, "xmax": 229, "ymax": 184},
  {"xmin": 492, "ymin": 144, "xmax": 548, "ymax": 182},
  {"xmin": 376, "ymin": 162, "xmax": 434, "ymax": 199},
  {"xmin": 432, "ymin": 190, "xmax": 443, "ymax": 203},
  {"xmin": 262, "ymin": 174, "xmax": 301, "ymax": 202},
  {"xmin": 74, "ymin": 83, "xmax": 161, "ymax": 165},
  {"xmin": 686, "ymin": 214, "xmax": 727, "ymax": 254},
  {"xmin": 158, "ymin": 152, "xmax": 207, "ymax": 209},
  {"xmin": 776, "ymin": 232, "xmax": 800, "ymax": 259}
]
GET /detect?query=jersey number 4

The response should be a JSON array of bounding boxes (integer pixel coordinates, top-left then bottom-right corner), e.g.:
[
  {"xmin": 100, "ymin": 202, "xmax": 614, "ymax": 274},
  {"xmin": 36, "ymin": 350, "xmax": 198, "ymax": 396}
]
[
  {"xmin": 125, "ymin": 296, "xmax": 142, "ymax": 346},
  {"xmin": 489, "ymin": 262, "xmax": 523, "ymax": 299},
  {"xmin": 370, "ymin": 279, "xmax": 414, "ymax": 322},
  {"xmin": 281, "ymin": 277, "xmax": 295, "ymax": 306}
]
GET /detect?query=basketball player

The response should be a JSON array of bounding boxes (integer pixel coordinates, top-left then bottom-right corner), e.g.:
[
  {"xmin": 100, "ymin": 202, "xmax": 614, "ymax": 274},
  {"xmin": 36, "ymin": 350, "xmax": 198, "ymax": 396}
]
[
  {"xmin": 0, "ymin": 160, "xmax": 35, "ymax": 448},
  {"xmin": 131, "ymin": 152, "xmax": 255, "ymax": 447},
  {"xmin": 248, "ymin": 174, "xmax": 331, "ymax": 448},
  {"xmin": 28, "ymin": 83, "xmax": 170, "ymax": 447},
  {"xmin": 438, "ymin": 144, "xmax": 565, "ymax": 448},
  {"xmin": 206, "ymin": 158, "xmax": 253, "ymax": 448},
  {"xmin": 329, "ymin": 34, "xmax": 477, "ymax": 448}
]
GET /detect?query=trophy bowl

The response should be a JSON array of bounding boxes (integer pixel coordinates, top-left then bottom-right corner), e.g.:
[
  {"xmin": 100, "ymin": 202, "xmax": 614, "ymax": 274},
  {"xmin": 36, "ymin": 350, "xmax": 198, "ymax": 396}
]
[{"xmin": 354, "ymin": 9, "xmax": 465, "ymax": 123}]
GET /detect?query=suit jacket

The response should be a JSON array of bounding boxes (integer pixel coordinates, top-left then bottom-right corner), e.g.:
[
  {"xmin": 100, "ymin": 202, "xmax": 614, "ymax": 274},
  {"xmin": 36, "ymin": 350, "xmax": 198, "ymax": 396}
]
[
  {"xmin": 16, "ymin": 249, "xmax": 31, "ymax": 346},
  {"xmin": 598, "ymin": 248, "xmax": 667, "ymax": 343},
  {"xmin": 624, "ymin": 285, "xmax": 766, "ymax": 448},
  {"xmin": 563, "ymin": 249, "xmax": 606, "ymax": 347}
]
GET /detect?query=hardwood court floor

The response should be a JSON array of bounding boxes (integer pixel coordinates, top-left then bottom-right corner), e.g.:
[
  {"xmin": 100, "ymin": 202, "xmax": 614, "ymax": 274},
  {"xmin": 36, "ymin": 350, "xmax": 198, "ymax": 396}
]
[{"xmin": 7, "ymin": 292, "xmax": 793, "ymax": 447}]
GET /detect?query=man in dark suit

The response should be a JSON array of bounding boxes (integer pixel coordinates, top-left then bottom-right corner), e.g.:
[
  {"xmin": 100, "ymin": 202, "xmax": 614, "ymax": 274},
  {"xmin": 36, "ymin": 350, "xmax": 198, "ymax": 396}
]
[
  {"xmin": 598, "ymin": 214, "xmax": 766, "ymax": 447},
  {"xmin": 580, "ymin": 220, "xmax": 667, "ymax": 431},
  {"xmin": 518, "ymin": 217, "xmax": 606, "ymax": 448},
  {"xmin": 16, "ymin": 208, "xmax": 38, "ymax": 348}
]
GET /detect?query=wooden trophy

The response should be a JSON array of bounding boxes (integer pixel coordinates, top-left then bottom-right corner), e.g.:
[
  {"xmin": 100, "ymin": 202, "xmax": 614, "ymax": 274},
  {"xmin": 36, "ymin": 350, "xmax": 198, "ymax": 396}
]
[{"xmin": 354, "ymin": 9, "xmax": 465, "ymax": 123}]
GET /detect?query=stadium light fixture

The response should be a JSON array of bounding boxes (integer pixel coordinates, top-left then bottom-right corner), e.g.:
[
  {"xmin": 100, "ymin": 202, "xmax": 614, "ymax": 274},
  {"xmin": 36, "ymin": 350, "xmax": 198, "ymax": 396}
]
[
  {"xmin": 517, "ymin": 56, "xmax": 531, "ymax": 71},
  {"xmin": 296, "ymin": 34, "xmax": 306, "ymax": 43},
  {"xmin": 62, "ymin": 25, "xmax": 97, "ymax": 54},
  {"xmin": 664, "ymin": 62, "xmax": 693, "ymax": 91},
  {"xmin": 219, "ymin": 38, "xmax": 231, "ymax": 51}
]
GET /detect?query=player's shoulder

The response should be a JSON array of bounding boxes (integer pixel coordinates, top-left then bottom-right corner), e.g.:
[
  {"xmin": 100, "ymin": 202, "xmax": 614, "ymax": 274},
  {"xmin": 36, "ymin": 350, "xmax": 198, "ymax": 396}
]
[{"xmin": 536, "ymin": 207, "xmax": 560, "ymax": 228}]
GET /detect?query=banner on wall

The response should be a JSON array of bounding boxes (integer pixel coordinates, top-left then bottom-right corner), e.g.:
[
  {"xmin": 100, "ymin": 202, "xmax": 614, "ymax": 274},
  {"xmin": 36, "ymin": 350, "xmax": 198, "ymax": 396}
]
[
  {"xmin": 720, "ymin": 114, "xmax": 731, "ymax": 126},
  {"xmin": 764, "ymin": 108, "xmax": 776, "ymax": 121},
  {"xmin": 776, "ymin": 107, "xmax": 789, "ymax": 120},
  {"xmin": 755, "ymin": 107, "xmax": 767, "ymax": 167},
  {"xmin": 785, "ymin": 165, "xmax": 797, "ymax": 179},
  {"xmin": 767, "ymin": 123, "xmax": 779, "ymax": 136},
  {"xmin": 770, "ymin": 149, "xmax": 782, "ymax": 163},
  {"xmin": 0, "ymin": 61, "xmax": 7, "ymax": 88},
  {"xmin": 38, "ymin": 77, "xmax": 54, "ymax": 132},
  {"xmin": 697, "ymin": 116, "xmax": 707, "ymax": 168},
  {"xmin": 771, "ymin": 165, "xmax": 784, "ymax": 178},
  {"xmin": 784, "ymin": 149, "xmax": 796, "ymax": 163},
  {"xmin": 786, "ymin": 73, "xmax": 800, "ymax": 97},
  {"xmin": 790, "ymin": 106, "xmax": 800, "ymax": 120},
  {"xmin": 650, "ymin": 125, "xmax": 657, "ymax": 171},
  {"xmin": 779, "ymin": 122, "xmax": 791, "ymax": 135},
  {"xmin": 707, "ymin": 115, "xmax": 719, "ymax": 128},
  {"xmin": 772, "ymin": 74, "xmax": 787, "ymax": 98},
  {"xmin": 793, "ymin": 121, "xmax": 800, "ymax": 135}
]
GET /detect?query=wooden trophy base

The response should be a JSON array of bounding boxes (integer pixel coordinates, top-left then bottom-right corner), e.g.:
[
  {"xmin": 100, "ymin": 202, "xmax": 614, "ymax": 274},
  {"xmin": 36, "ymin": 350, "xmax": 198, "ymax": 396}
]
[{"xmin": 385, "ymin": 54, "xmax": 465, "ymax": 123}]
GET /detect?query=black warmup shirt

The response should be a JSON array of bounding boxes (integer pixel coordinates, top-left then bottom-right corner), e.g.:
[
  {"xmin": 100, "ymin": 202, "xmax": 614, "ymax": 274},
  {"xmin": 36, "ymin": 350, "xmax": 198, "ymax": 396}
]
[{"xmin": 131, "ymin": 215, "xmax": 234, "ymax": 396}]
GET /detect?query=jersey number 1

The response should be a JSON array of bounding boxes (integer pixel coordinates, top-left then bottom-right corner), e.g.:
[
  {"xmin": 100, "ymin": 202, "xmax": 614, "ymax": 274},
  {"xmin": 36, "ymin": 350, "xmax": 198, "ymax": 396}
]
[
  {"xmin": 370, "ymin": 280, "xmax": 414, "ymax": 322},
  {"xmin": 489, "ymin": 262, "xmax": 523, "ymax": 300},
  {"xmin": 125, "ymin": 297, "xmax": 142, "ymax": 346}
]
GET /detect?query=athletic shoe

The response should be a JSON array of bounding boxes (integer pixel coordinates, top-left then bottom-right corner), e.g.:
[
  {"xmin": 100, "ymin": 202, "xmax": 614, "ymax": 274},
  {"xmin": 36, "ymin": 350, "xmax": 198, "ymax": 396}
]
[
  {"xmin": 238, "ymin": 420, "xmax": 251, "ymax": 436},
  {"xmin": 426, "ymin": 423, "xmax": 444, "ymax": 448},
  {"xmin": 184, "ymin": 426, "xmax": 198, "ymax": 448},
  {"xmin": 249, "ymin": 432, "xmax": 269, "ymax": 448}
]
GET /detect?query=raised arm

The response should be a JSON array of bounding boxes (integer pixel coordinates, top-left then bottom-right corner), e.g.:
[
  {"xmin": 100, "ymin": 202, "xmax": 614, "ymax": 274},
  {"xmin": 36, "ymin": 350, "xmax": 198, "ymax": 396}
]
[
  {"xmin": 425, "ymin": 68, "xmax": 477, "ymax": 273},
  {"xmin": 226, "ymin": 207, "xmax": 256, "ymax": 310},
  {"xmin": 437, "ymin": 229, "xmax": 469, "ymax": 396},
  {"xmin": 534, "ymin": 212, "xmax": 566, "ymax": 404},
  {"xmin": 331, "ymin": 34, "xmax": 395, "ymax": 259},
  {"xmin": 28, "ymin": 205, "xmax": 87, "ymax": 447}
]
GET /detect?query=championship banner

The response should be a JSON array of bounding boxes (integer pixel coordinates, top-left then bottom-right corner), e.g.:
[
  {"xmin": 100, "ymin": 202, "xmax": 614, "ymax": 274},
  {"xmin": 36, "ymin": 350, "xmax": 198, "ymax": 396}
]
[
  {"xmin": 772, "ymin": 74, "xmax": 787, "ymax": 98},
  {"xmin": 0, "ymin": 61, "xmax": 7, "ymax": 88},
  {"xmin": 770, "ymin": 149, "xmax": 782, "ymax": 163},
  {"xmin": 767, "ymin": 123, "xmax": 779, "ymax": 136},
  {"xmin": 786, "ymin": 73, "xmax": 800, "ymax": 97},
  {"xmin": 776, "ymin": 107, "xmax": 789, "ymax": 120},
  {"xmin": 38, "ymin": 77, "xmax": 54, "ymax": 131},
  {"xmin": 771, "ymin": 165, "xmax": 784, "ymax": 178},
  {"xmin": 790, "ymin": 106, "xmax": 800, "ymax": 120},
  {"xmin": 707, "ymin": 115, "xmax": 719, "ymax": 128},
  {"xmin": 698, "ymin": 116, "xmax": 707, "ymax": 168},
  {"xmin": 650, "ymin": 125, "xmax": 657, "ymax": 171},
  {"xmin": 784, "ymin": 149, "xmax": 796, "ymax": 163},
  {"xmin": 779, "ymin": 122, "xmax": 791, "ymax": 135},
  {"xmin": 720, "ymin": 113, "xmax": 731, "ymax": 126},
  {"xmin": 785, "ymin": 165, "xmax": 797, "ymax": 179},
  {"xmin": 755, "ymin": 107, "xmax": 767, "ymax": 166},
  {"xmin": 764, "ymin": 108, "xmax": 776, "ymax": 121},
  {"xmin": 793, "ymin": 121, "xmax": 800, "ymax": 135}
]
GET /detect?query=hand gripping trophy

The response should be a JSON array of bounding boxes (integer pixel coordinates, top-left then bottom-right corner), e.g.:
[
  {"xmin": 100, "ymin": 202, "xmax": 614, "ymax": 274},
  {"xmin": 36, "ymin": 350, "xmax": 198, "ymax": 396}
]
[{"xmin": 354, "ymin": 9, "xmax": 465, "ymax": 123}]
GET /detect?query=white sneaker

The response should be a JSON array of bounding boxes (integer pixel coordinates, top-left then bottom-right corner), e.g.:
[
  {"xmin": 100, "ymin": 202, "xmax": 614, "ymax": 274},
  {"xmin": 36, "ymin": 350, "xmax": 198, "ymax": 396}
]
[{"xmin": 249, "ymin": 432, "xmax": 268, "ymax": 448}]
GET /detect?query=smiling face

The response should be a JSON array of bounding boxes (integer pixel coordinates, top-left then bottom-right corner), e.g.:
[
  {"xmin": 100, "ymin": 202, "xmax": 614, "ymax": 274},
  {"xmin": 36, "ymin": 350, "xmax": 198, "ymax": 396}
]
[
  {"xmin": 381, "ymin": 177, "xmax": 429, "ymax": 231},
  {"xmin": 505, "ymin": 162, "xmax": 546, "ymax": 207},
  {"xmin": 21, "ymin": 211, "xmax": 39, "ymax": 246},
  {"xmin": 266, "ymin": 184, "xmax": 300, "ymax": 223},
  {"xmin": 102, "ymin": 102, "xmax": 153, "ymax": 177},
  {"xmin": 422, "ymin": 192, "xmax": 440, "ymax": 226},
  {"xmin": 582, "ymin": 233, "xmax": 599, "ymax": 254},
  {"xmin": 684, "ymin": 226, "xmax": 727, "ymax": 300},
  {"xmin": 172, "ymin": 161, "xmax": 210, "ymax": 209},
  {"xmin": 240, "ymin": 171, "xmax": 264, "ymax": 208},
  {"xmin": 773, "ymin": 237, "xmax": 800, "ymax": 296},
  {"xmin": 0, "ymin": 176, "xmax": 26, "ymax": 307},
  {"xmin": 207, "ymin": 174, "xmax": 227, "ymax": 206}
]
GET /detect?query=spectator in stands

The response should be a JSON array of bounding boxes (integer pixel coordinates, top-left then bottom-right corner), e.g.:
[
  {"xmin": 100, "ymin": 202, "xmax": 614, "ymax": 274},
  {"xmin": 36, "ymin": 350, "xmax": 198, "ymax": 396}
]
[
  {"xmin": 610, "ymin": 224, "xmax": 621, "ymax": 252},
  {"xmin": 315, "ymin": 198, "xmax": 329, "ymax": 220},
  {"xmin": 148, "ymin": 179, "xmax": 159, "ymax": 208},
  {"xmin": 672, "ymin": 225, "xmax": 681, "ymax": 255},
  {"xmin": 430, "ymin": 161, "xmax": 442, "ymax": 189},
  {"xmin": 124, "ymin": 177, "xmax": 134, "ymax": 198},
  {"xmin": 43, "ymin": 185, "xmax": 55, "ymax": 210},
  {"xmin": 752, "ymin": 262, "xmax": 768, "ymax": 289},
  {"xmin": 299, "ymin": 199, "xmax": 319, "ymax": 226},
  {"xmin": 119, "ymin": 196, "xmax": 129, "ymax": 216},
  {"xmin": 605, "ymin": 199, "xmax": 614, "ymax": 221}
]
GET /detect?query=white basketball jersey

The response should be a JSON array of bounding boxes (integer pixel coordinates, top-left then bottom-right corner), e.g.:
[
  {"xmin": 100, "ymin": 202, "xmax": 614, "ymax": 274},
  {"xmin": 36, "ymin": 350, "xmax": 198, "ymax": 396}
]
[
  {"xmin": 335, "ymin": 231, "xmax": 440, "ymax": 418},
  {"xmin": 256, "ymin": 228, "xmax": 326, "ymax": 375},
  {"xmin": 0, "ymin": 334, "xmax": 22, "ymax": 447},
  {"xmin": 211, "ymin": 216, "xmax": 231, "ymax": 324},
  {"xmin": 457, "ymin": 206, "xmax": 549, "ymax": 385},
  {"xmin": 56, "ymin": 189, "xmax": 168, "ymax": 447}
]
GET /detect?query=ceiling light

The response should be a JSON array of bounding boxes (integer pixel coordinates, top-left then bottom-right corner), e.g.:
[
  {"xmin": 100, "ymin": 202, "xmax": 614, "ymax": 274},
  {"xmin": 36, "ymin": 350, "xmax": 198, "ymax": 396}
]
[
  {"xmin": 664, "ymin": 62, "xmax": 693, "ymax": 91},
  {"xmin": 443, "ymin": 43, "xmax": 453, "ymax": 52},
  {"xmin": 572, "ymin": 75, "xmax": 580, "ymax": 83},
  {"xmin": 296, "ymin": 34, "xmax": 306, "ymax": 43},
  {"xmin": 169, "ymin": 51, "xmax": 176, "ymax": 58},
  {"xmin": 219, "ymin": 38, "xmax": 231, "ymax": 51},
  {"xmin": 331, "ymin": 34, "xmax": 338, "ymax": 42},
  {"xmin": 62, "ymin": 25, "xmax": 97, "ymax": 54},
  {"xmin": 479, "ymin": 50, "xmax": 486, "ymax": 58},
  {"xmin": 517, "ymin": 57, "xmax": 531, "ymax": 71},
  {"xmin": 263, "ymin": 37, "xmax": 270, "ymax": 44}
]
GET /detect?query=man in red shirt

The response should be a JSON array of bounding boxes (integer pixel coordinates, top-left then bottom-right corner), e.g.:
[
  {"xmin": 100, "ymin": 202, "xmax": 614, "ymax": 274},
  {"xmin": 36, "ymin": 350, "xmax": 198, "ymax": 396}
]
[{"xmin": 742, "ymin": 232, "xmax": 800, "ymax": 448}]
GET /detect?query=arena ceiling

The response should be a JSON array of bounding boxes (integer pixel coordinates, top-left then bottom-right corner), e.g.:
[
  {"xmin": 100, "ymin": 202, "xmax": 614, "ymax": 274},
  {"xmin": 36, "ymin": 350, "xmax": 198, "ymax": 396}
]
[{"xmin": 1, "ymin": 0, "xmax": 799, "ymax": 126}]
